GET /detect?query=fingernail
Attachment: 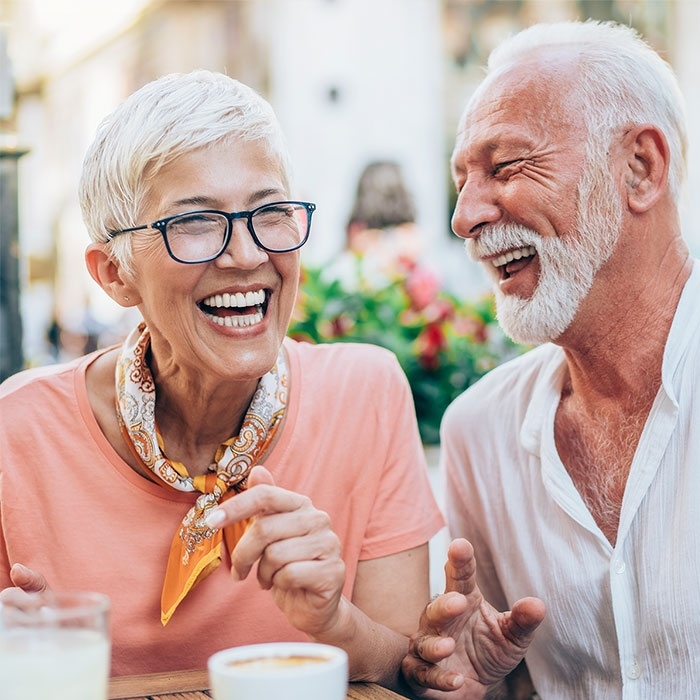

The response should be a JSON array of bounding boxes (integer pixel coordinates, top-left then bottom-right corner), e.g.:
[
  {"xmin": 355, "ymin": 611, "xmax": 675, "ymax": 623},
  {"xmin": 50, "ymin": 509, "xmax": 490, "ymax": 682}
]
[{"xmin": 204, "ymin": 508, "xmax": 225, "ymax": 528}]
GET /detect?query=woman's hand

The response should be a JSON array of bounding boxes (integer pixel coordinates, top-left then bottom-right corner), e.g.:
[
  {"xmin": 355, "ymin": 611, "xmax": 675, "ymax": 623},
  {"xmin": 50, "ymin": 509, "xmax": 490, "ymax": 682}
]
[
  {"xmin": 205, "ymin": 465, "xmax": 347, "ymax": 637},
  {"xmin": 0, "ymin": 564, "xmax": 49, "ymax": 604},
  {"xmin": 401, "ymin": 538, "xmax": 545, "ymax": 698}
]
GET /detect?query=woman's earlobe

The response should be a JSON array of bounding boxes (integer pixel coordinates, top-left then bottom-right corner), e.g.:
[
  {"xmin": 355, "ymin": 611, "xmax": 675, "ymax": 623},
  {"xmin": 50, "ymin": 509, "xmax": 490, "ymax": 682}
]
[{"xmin": 85, "ymin": 243, "xmax": 140, "ymax": 307}]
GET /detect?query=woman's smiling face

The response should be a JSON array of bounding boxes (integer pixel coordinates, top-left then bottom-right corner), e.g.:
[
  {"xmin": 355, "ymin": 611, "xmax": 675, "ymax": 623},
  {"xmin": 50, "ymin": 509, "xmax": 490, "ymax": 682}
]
[{"xmin": 121, "ymin": 137, "xmax": 301, "ymax": 383}]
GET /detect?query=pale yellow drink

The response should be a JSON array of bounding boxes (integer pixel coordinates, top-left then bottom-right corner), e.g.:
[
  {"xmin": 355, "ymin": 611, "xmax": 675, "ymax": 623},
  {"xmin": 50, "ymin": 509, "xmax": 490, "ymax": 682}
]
[
  {"xmin": 0, "ymin": 590, "xmax": 111, "ymax": 700},
  {"xmin": 0, "ymin": 627, "xmax": 110, "ymax": 700}
]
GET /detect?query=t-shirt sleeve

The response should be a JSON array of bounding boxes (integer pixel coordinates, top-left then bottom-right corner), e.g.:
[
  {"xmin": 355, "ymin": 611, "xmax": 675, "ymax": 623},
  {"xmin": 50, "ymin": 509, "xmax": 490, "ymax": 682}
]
[{"xmin": 357, "ymin": 351, "xmax": 445, "ymax": 560}]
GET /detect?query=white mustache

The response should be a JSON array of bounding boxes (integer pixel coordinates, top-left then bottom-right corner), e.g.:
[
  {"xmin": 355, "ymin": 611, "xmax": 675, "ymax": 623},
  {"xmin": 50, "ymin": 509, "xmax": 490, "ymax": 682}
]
[{"xmin": 465, "ymin": 223, "xmax": 540, "ymax": 261}]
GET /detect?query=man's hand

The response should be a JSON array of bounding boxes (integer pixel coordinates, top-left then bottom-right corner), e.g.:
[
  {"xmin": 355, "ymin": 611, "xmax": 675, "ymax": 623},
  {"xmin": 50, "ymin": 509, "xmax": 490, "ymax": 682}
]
[{"xmin": 402, "ymin": 538, "xmax": 545, "ymax": 698}]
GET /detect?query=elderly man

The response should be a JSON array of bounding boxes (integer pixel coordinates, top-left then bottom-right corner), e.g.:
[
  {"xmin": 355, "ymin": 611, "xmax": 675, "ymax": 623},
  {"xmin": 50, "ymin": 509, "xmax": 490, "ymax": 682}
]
[{"xmin": 403, "ymin": 19, "xmax": 698, "ymax": 700}]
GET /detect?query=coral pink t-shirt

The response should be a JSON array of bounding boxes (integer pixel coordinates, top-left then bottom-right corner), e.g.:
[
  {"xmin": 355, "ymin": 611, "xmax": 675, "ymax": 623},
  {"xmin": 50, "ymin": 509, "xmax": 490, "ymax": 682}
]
[{"xmin": 0, "ymin": 337, "xmax": 443, "ymax": 675}]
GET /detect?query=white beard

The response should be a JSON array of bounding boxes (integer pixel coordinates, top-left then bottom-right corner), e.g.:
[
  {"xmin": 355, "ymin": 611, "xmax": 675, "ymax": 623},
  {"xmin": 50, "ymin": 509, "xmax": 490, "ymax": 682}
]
[{"xmin": 466, "ymin": 164, "xmax": 622, "ymax": 345}]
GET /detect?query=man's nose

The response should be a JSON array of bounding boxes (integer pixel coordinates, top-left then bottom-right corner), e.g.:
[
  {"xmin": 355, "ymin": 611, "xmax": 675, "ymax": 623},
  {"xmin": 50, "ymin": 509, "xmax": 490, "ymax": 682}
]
[{"xmin": 451, "ymin": 179, "xmax": 502, "ymax": 239}]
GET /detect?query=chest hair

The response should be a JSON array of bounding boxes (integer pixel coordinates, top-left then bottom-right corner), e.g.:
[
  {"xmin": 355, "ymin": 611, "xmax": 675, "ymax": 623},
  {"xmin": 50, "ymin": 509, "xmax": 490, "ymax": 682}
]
[{"xmin": 554, "ymin": 394, "xmax": 653, "ymax": 546}]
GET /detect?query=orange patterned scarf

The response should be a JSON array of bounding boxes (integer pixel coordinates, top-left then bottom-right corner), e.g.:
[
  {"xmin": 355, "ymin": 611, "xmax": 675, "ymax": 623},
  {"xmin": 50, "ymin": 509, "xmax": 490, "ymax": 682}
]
[{"xmin": 115, "ymin": 323, "xmax": 288, "ymax": 625}]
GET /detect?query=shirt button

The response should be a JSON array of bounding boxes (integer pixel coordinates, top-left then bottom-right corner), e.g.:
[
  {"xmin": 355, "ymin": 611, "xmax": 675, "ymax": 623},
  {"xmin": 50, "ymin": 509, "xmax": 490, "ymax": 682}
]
[
  {"xmin": 614, "ymin": 559, "xmax": 626, "ymax": 574},
  {"xmin": 627, "ymin": 660, "xmax": 641, "ymax": 679}
]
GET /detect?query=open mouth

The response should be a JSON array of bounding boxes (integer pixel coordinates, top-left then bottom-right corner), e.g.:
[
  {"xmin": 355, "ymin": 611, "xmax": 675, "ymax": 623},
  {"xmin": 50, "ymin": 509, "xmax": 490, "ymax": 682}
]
[
  {"xmin": 198, "ymin": 289, "xmax": 269, "ymax": 328},
  {"xmin": 491, "ymin": 245, "xmax": 537, "ymax": 279}
]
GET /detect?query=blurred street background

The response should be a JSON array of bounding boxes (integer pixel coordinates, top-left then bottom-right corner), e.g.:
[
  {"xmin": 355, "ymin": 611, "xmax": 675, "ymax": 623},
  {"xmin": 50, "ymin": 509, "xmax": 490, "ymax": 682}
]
[{"xmin": 1, "ymin": 0, "xmax": 699, "ymax": 378}]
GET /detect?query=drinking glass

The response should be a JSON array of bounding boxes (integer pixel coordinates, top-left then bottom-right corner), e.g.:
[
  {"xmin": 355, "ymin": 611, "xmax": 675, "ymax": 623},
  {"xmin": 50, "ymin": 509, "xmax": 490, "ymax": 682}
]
[{"xmin": 0, "ymin": 590, "xmax": 111, "ymax": 700}]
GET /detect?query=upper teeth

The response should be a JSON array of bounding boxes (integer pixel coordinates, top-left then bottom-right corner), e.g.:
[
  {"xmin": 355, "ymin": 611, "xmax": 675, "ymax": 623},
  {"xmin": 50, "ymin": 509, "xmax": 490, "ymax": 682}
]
[
  {"xmin": 201, "ymin": 289, "xmax": 265, "ymax": 308},
  {"xmin": 491, "ymin": 246, "xmax": 536, "ymax": 268}
]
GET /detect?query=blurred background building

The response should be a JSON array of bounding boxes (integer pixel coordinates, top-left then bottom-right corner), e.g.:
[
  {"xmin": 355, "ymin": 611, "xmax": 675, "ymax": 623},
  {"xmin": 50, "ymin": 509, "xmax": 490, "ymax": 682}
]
[{"xmin": 1, "ymin": 0, "xmax": 699, "ymax": 376}]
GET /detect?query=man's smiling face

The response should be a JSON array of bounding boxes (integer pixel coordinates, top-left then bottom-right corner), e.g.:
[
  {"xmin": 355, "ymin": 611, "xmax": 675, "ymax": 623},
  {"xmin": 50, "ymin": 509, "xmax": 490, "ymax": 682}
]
[{"xmin": 450, "ymin": 54, "xmax": 623, "ymax": 345}]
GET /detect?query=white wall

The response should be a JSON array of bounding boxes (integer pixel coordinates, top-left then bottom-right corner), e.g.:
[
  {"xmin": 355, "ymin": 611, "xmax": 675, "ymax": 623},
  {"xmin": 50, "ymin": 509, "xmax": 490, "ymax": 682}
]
[
  {"xmin": 265, "ymin": 0, "xmax": 448, "ymax": 266},
  {"xmin": 674, "ymin": 0, "xmax": 700, "ymax": 255}
]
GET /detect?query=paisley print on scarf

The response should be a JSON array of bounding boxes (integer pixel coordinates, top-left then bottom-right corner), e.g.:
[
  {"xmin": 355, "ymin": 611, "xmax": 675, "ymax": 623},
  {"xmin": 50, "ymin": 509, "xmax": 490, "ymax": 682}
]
[{"xmin": 115, "ymin": 322, "xmax": 288, "ymax": 624}]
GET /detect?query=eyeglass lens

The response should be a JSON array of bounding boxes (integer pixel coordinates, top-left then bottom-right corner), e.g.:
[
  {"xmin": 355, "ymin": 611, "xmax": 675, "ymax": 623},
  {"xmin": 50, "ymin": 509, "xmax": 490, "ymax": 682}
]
[{"xmin": 165, "ymin": 202, "xmax": 310, "ymax": 263}]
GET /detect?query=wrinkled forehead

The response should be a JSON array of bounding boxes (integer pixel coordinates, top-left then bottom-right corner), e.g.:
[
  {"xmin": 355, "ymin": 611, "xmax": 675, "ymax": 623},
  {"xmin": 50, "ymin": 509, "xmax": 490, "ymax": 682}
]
[{"xmin": 451, "ymin": 52, "xmax": 584, "ymax": 164}]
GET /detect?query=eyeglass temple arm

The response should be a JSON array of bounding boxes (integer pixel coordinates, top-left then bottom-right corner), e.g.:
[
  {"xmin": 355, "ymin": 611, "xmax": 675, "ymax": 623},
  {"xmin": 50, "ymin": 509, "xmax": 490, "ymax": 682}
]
[{"xmin": 106, "ymin": 224, "xmax": 151, "ymax": 240}]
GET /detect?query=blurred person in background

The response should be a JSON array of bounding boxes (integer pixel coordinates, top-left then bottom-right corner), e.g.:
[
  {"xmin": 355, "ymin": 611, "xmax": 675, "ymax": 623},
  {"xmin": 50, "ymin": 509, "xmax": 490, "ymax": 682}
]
[
  {"xmin": 346, "ymin": 160, "xmax": 421, "ymax": 264},
  {"xmin": 327, "ymin": 160, "xmax": 429, "ymax": 290},
  {"xmin": 0, "ymin": 70, "xmax": 540, "ymax": 693},
  {"xmin": 403, "ymin": 19, "xmax": 699, "ymax": 700}
]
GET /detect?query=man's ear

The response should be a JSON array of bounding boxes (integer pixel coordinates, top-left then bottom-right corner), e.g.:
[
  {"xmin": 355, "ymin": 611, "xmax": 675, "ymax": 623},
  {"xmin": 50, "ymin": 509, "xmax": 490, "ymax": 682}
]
[
  {"xmin": 622, "ymin": 124, "xmax": 670, "ymax": 213},
  {"xmin": 85, "ymin": 243, "xmax": 141, "ymax": 307}
]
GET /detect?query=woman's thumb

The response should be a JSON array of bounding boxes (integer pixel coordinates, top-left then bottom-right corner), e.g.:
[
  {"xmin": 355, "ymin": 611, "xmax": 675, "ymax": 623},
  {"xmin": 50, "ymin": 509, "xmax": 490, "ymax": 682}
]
[
  {"xmin": 9, "ymin": 563, "xmax": 49, "ymax": 592},
  {"xmin": 247, "ymin": 464, "xmax": 275, "ymax": 488}
]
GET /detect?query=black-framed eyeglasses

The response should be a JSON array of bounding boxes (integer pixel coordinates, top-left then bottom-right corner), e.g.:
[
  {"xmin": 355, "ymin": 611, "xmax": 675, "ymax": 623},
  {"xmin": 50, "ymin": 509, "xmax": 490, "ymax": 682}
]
[{"xmin": 106, "ymin": 200, "xmax": 316, "ymax": 264}]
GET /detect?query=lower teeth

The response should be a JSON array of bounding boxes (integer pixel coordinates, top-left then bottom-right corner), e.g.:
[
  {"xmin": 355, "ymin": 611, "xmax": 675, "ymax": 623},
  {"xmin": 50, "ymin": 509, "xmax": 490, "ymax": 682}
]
[{"xmin": 212, "ymin": 311, "xmax": 263, "ymax": 328}]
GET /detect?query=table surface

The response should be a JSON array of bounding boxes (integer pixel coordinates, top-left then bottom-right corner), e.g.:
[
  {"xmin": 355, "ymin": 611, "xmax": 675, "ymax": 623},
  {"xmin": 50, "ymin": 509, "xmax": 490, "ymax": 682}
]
[{"xmin": 108, "ymin": 668, "xmax": 409, "ymax": 700}]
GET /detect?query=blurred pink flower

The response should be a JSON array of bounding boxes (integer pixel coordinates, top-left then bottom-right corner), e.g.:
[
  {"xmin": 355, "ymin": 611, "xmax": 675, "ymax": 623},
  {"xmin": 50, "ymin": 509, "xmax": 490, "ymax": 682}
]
[
  {"xmin": 405, "ymin": 266, "xmax": 441, "ymax": 311},
  {"xmin": 288, "ymin": 263, "xmax": 525, "ymax": 444}
]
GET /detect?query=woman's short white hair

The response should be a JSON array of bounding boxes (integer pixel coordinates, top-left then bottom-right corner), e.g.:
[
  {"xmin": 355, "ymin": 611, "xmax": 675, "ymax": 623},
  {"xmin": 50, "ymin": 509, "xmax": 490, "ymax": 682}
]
[
  {"xmin": 483, "ymin": 20, "xmax": 688, "ymax": 203},
  {"xmin": 79, "ymin": 70, "xmax": 292, "ymax": 270}
]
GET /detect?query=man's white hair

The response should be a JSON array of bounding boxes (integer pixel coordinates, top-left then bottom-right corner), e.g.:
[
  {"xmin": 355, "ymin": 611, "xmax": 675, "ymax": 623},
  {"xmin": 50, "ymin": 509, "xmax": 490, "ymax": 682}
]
[{"xmin": 481, "ymin": 20, "xmax": 688, "ymax": 203}]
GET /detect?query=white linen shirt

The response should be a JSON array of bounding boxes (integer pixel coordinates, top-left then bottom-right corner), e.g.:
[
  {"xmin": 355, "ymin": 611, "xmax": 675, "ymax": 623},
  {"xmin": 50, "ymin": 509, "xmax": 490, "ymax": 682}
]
[{"xmin": 442, "ymin": 260, "xmax": 700, "ymax": 699}]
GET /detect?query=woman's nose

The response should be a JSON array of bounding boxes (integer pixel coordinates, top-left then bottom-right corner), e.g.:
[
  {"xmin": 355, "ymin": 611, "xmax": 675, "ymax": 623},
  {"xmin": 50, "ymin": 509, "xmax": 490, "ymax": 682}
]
[
  {"xmin": 215, "ymin": 220, "xmax": 269, "ymax": 268},
  {"xmin": 451, "ymin": 179, "xmax": 502, "ymax": 239}
]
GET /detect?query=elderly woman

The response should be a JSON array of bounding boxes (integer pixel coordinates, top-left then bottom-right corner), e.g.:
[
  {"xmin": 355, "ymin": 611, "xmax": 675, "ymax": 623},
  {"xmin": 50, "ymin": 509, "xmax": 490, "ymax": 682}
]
[{"xmin": 0, "ymin": 71, "xmax": 444, "ymax": 690}]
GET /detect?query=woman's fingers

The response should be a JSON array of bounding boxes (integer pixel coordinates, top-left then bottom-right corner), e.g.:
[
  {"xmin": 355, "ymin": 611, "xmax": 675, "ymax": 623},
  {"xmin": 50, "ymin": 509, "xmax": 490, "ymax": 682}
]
[
  {"xmin": 0, "ymin": 565, "xmax": 50, "ymax": 607},
  {"xmin": 8, "ymin": 563, "xmax": 49, "ymax": 592},
  {"xmin": 203, "ymin": 468, "xmax": 342, "ymax": 586},
  {"xmin": 250, "ymin": 521, "xmax": 341, "ymax": 588},
  {"xmin": 215, "ymin": 483, "xmax": 310, "ymax": 524},
  {"xmin": 246, "ymin": 464, "xmax": 275, "ymax": 488},
  {"xmin": 205, "ymin": 467, "xmax": 348, "ymax": 637}
]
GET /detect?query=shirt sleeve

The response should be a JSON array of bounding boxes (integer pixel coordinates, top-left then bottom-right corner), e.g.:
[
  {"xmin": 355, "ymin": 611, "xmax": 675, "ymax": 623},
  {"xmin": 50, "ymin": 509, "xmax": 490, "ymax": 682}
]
[
  {"xmin": 358, "ymin": 351, "xmax": 445, "ymax": 560},
  {"xmin": 442, "ymin": 396, "xmax": 510, "ymax": 612}
]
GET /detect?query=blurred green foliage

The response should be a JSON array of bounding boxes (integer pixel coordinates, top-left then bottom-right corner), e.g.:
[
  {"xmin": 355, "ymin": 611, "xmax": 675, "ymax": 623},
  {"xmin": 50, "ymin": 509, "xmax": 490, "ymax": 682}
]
[{"xmin": 288, "ymin": 257, "xmax": 527, "ymax": 444}]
